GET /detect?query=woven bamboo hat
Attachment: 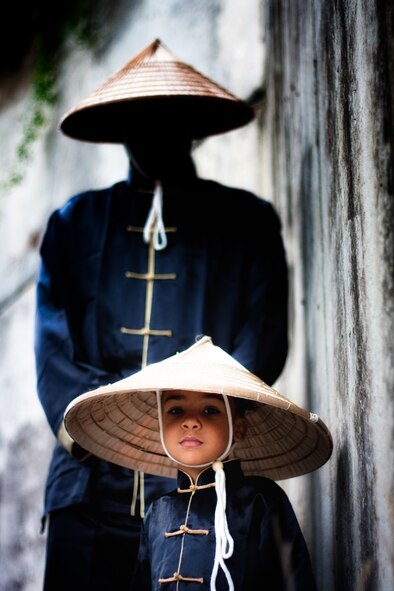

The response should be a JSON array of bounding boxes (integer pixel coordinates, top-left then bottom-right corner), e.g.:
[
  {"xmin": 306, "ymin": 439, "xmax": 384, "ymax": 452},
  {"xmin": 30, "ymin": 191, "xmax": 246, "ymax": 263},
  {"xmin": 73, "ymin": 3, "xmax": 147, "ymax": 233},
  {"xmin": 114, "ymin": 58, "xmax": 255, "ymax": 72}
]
[
  {"xmin": 64, "ymin": 337, "xmax": 333, "ymax": 480},
  {"xmin": 60, "ymin": 39, "xmax": 255, "ymax": 143}
]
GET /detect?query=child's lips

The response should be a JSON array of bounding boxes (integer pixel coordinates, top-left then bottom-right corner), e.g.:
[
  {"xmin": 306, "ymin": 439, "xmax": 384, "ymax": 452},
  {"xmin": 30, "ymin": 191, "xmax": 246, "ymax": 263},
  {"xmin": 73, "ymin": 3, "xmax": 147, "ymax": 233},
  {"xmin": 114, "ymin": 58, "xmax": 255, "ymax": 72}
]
[{"xmin": 180, "ymin": 437, "xmax": 202, "ymax": 448}]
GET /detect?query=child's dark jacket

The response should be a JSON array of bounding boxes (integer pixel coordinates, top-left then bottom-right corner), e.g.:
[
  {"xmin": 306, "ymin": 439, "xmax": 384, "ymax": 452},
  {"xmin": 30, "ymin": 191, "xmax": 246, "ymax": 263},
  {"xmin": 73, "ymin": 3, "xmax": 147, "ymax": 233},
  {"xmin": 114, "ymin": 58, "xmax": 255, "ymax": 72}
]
[{"xmin": 134, "ymin": 461, "xmax": 317, "ymax": 590}]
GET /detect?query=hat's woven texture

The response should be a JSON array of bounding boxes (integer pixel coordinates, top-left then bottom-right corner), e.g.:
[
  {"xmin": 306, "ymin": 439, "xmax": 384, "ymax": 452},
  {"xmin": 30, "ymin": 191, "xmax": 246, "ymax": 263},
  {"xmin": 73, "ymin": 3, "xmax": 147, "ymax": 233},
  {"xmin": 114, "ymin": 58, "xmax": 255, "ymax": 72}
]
[
  {"xmin": 60, "ymin": 39, "xmax": 255, "ymax": 142},
  {"xmin": 65, "ymin": 337, "xmax": 333, "ymax": 480}
]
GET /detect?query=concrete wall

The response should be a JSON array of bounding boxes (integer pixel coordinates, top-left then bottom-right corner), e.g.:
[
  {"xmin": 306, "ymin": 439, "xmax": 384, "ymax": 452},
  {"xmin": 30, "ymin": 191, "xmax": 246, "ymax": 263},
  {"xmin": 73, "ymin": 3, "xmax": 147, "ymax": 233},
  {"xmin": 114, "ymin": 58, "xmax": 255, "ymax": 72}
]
[
  {"xmin": 261, "ymin": 1, "xmax": 394, "ymax": 590},
  {"xmin": 1, "ymin": 0, "xmax": 393, "ymax": 589}
]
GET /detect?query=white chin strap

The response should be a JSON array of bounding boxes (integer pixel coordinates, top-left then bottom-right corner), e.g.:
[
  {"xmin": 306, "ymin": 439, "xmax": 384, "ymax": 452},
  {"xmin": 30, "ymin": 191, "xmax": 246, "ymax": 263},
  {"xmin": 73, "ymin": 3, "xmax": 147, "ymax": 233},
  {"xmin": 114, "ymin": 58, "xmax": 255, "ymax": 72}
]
[
  {"xmin": 143, "ymin": 180, "xmax": 167, "ymax": 250},
  {"xmin": 157, "ymin": 391, "xmax": 235, "ymax": 591}
]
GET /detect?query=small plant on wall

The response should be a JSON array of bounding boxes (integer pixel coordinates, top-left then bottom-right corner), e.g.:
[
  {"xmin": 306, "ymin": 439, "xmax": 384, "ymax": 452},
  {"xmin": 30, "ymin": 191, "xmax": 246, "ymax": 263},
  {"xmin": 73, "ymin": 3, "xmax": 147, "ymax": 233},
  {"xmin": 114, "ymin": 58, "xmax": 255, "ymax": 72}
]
[
  {"xmin": 1, "ymin": 43, "xmax": 60, "ymax": 192},
  {"xmin": 0, "ymin": 0, "xmax": 125, "ymax": 193}
]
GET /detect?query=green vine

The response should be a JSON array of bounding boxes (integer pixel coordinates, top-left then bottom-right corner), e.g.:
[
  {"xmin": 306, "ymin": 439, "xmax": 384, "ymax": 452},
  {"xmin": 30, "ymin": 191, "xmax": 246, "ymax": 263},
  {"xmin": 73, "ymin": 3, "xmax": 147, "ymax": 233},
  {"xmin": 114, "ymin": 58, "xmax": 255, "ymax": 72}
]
[
  {"xmin": 0, "ymin": 1, "xmax": 121, "ymax": 194},
  {"xmin": 0, "ymin": 48, "xmax": 58, "ymax": 192}
]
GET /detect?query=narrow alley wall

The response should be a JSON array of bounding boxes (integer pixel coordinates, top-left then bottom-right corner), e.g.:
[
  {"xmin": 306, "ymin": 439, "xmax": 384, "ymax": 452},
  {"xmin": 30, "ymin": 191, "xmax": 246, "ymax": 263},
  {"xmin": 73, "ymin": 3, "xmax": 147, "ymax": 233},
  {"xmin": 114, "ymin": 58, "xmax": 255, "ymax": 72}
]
[
  {"xmin": 261, "ymin": 1, "xmax": 394, "ymax": 590},
  {"xmin": 1, "ymin": 1, "xmax": 393, "ymax": 590}
]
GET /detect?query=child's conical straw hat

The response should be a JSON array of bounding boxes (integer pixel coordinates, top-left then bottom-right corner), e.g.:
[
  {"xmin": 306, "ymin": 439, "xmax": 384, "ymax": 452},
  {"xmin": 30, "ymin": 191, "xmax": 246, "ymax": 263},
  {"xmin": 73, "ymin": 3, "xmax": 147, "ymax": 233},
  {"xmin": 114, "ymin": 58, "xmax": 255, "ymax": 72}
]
[{"xmin": 64, "ymin": 336, "xmax": 333, "ymax": 480}]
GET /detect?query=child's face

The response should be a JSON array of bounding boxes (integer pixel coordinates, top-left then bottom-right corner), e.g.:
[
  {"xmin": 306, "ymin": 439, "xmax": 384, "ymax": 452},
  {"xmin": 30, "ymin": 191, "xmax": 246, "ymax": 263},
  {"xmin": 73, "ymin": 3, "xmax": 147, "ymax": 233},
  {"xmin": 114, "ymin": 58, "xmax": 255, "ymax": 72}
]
[{"xmin": 161, "ymin": 390, "xmax": 246, "ymax": 481}]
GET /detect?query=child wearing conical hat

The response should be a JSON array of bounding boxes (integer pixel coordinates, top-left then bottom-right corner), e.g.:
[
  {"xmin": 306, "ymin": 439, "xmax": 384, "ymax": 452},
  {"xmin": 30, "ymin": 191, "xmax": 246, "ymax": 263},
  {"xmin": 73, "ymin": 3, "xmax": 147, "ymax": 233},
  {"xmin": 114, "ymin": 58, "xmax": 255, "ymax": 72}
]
[{"xmin": 65, "ymin": 336, "xmax": 332, "ymax": 590}]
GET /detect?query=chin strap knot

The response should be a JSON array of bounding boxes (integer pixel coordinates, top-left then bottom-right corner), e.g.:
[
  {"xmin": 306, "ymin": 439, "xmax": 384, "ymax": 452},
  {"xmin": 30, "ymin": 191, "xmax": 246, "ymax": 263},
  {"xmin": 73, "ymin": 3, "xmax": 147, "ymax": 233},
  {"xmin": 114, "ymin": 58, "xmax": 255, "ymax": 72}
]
[{"xmin": 143, "ymin": 180, "xmax": 167, "ymax": 250}]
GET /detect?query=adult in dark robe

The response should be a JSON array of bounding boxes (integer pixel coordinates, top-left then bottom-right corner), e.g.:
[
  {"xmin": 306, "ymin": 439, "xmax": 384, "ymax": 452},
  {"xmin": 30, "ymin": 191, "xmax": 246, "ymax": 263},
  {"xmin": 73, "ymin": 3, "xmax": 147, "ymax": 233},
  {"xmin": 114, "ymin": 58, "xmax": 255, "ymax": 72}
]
[{"xmin": 35, "ymin": 39, "xmax": 288, "ymax": 590}]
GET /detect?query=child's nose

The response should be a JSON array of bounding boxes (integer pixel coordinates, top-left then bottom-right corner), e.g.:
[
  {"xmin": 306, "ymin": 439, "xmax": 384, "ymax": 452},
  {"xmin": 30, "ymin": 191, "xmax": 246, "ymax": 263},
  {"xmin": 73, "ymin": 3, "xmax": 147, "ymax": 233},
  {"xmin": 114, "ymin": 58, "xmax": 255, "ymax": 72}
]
[{"xmin": 181, "ymin": 413, "xmax": 201, "ymax": 429}]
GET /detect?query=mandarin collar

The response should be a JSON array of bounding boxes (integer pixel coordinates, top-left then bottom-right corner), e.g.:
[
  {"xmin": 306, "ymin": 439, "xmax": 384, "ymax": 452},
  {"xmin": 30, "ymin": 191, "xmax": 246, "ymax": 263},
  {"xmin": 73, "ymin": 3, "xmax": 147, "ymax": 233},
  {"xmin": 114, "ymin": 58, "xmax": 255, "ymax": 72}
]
[
  {"xmin": 126, "ymin": 155, "xmax": 198, "ymax": 193},
  {"xmin": 177, "ymin": 459, "xmax": 244, "ymax": 490}
]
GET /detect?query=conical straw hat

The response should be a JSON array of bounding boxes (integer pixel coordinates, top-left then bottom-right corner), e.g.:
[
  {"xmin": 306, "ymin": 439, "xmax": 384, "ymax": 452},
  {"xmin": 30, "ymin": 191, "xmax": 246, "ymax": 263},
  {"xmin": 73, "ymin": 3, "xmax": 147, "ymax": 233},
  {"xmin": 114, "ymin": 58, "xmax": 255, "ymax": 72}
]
[
  {"xmin": 60, "ymin": 39, "xmax": 255, "ymax": 143},
  {"xmin": 64, "ymin": 337, "xmax": 333, "ymax": 480}
]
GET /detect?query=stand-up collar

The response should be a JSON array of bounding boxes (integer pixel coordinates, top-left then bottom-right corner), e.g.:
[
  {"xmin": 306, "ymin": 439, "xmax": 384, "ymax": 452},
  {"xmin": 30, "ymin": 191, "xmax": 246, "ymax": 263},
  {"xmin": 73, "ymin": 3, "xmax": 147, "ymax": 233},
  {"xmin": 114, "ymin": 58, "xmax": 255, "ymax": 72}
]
[
  {"xmin": 127, "ymin": 154, "xmax": 198, "ymax": 193},
  {"xmin": 177, "ymin": 459, "xmax": 244, "ymax": 490}
]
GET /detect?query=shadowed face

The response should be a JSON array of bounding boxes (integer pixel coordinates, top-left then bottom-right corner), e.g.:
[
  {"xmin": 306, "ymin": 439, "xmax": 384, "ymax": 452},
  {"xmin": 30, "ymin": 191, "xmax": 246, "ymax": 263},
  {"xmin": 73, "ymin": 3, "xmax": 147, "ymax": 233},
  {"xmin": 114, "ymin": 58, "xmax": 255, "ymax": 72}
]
[
  {"xmin": 124, "ymin": 113, "xmax": 193, "ymax": 181},
  {"xmin": 161, "ymin": 390, "xmax": 247, "ymax": 481}
]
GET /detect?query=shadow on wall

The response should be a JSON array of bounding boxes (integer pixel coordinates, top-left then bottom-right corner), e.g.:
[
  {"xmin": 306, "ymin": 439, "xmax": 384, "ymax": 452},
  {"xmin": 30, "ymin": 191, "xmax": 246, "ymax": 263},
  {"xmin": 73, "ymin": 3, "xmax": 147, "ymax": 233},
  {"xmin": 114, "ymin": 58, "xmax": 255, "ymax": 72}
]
[
  {"xmin": 335, "ymin": 444, "xmax": 378, "ymax": 591},
  {"xmin": 0, "ymin": 420, "xmax": 53, "ymax": 591},
  {"xmin": 0, "ymin": 0, "xmax": 135, "ymax": 103}
]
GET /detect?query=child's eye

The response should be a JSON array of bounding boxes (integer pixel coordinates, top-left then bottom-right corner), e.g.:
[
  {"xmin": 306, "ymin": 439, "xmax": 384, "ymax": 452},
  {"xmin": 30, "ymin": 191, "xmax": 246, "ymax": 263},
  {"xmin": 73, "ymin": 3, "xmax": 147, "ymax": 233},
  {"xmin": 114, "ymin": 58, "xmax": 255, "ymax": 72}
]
[
  {"xmin": 167, "ymin": 406, "xmax": 183, "ymax": 415},
  {"xmin": 203, "ymin": 406, "xmax": 221, "ymax": 416}
]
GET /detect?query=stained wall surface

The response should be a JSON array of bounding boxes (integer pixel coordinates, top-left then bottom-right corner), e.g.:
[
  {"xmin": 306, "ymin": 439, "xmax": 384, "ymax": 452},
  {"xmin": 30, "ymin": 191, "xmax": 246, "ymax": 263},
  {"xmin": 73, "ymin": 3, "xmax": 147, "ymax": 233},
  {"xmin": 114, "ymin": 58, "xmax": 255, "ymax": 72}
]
[
  {"xmin": 261, "ymin": 1, "xmax": 394, "ymax": 590},
  {"xmin": 0, "ymin": 1, "xmax": 393, "ymax": 590}
]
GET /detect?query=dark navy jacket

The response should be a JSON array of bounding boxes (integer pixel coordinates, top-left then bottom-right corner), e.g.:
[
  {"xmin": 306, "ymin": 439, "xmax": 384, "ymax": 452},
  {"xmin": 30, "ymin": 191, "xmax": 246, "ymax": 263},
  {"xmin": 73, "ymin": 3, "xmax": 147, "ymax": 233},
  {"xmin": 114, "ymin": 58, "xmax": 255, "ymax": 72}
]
[
  {"xmin": 134, "ymin": 461, "xmax": 317, "ymax": 590},
  {"xmin": 35, "ymin": 163, "xmax": 288, "ymax": 520}
]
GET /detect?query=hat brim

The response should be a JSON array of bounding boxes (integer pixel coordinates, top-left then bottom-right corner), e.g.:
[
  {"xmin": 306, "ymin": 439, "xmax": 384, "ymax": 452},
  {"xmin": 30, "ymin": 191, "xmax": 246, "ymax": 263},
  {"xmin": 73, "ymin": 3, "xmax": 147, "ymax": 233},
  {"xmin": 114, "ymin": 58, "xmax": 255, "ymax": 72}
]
[
  {"xmin": 60, "ymin": 95, "xmax": 255, "ymax": 143},
  {"xmin": 65, "ymin": 348, "xmax": 333, "ymax": 480}
]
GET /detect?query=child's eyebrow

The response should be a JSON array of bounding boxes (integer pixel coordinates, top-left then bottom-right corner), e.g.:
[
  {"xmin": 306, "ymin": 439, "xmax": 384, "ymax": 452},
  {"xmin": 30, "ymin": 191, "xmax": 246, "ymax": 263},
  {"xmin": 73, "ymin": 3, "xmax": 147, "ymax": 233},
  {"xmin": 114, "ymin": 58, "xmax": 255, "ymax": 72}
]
[
  {"xmin": 162, "ymin": 393, "xmax": 225, "ymax": 404},
  {"xmin": 203, "ymin": 394, "xmax": 225, "ymax": 403},
  {"xmin": 162, "ymin": 394, "xmax": 183, "ymax": 403}
]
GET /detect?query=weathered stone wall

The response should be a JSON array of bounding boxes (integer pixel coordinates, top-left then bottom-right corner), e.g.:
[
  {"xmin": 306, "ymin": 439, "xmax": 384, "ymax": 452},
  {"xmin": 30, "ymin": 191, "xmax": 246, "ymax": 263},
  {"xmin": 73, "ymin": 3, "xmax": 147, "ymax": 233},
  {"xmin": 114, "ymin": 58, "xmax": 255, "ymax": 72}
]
[
  {"xmin": 261, "ymin": 1, "xmax": 394, "ymax": 590},
  {"xmin": 1, "ymin": 1, "xmax": 393, "ymax": 589}
]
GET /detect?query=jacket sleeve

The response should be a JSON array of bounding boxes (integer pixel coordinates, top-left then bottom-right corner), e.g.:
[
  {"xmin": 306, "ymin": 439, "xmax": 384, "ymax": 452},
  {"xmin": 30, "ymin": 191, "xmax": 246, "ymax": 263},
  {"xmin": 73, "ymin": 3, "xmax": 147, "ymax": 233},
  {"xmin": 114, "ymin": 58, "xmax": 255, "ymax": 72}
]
[
  {"xmin": 259, "ymin": 490, "xmax": 318, "ymax": 591},
  {"xmin": 232, "ymin": 200, "xmax": 288, "ymax": 386},
  {"xmin": 131, "ymin": 521, "xmax": 152, "ymax": 590},
  {"xmin": 34, "ymin": 209, "xmax": 117, "ymax": 458}
]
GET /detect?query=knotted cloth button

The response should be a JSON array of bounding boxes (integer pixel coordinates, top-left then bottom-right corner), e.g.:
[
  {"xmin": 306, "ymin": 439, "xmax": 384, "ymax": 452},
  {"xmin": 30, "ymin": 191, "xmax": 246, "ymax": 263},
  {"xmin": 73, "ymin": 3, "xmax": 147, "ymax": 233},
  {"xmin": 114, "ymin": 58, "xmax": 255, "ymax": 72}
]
[{"xmin": 212, "ymin": 461, "xmax": 223, "ymax": 472}]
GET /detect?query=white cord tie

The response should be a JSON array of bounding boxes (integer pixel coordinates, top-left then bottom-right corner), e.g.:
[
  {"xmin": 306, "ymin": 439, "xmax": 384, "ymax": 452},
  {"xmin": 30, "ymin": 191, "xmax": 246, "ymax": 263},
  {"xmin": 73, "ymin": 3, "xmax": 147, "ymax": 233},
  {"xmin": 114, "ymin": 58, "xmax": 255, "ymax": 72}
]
[
  {"xmin": 143, "ymin": 181, "xmax": 167, "ymax": 250},
  {"xmin": 210, "ymin": 461, "xmax": 234, "ymax": 591}
]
